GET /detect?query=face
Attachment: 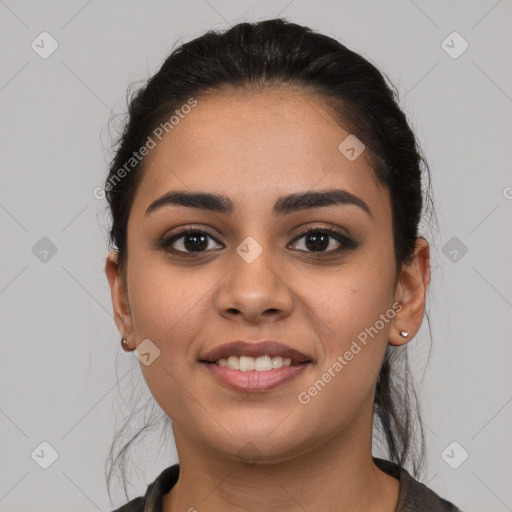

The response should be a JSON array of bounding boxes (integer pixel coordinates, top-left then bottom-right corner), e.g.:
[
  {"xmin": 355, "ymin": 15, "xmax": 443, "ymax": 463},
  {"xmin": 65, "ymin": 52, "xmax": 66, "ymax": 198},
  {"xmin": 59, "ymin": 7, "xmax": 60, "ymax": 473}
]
[{"xmin": 106, "ymin": 87, "xmax": 428, "ymax": 464}]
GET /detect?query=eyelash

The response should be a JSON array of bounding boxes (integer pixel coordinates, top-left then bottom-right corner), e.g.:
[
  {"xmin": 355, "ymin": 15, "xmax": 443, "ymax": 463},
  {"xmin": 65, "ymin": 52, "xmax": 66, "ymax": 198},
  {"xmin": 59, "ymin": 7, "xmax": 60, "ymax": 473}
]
[{"xmin": 157, "ymin": 224, "xmax": 358, "ymax": 256}]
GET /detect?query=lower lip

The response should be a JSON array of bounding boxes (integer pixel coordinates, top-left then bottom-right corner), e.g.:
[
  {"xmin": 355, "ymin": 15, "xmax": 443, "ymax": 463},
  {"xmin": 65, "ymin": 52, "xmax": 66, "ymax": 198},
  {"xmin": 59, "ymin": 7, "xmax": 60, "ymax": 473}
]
[{"xmin": 201, "ymin": 362, "xmax": 310, "ymax": 392}]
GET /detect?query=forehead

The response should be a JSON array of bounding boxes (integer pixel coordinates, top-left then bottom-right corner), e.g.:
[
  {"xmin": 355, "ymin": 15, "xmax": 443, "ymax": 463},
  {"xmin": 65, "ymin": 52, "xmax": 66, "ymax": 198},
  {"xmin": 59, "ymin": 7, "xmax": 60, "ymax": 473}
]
[{"xmin": 130, "ymin": 87, "xmax": 389, "ymax": 220}]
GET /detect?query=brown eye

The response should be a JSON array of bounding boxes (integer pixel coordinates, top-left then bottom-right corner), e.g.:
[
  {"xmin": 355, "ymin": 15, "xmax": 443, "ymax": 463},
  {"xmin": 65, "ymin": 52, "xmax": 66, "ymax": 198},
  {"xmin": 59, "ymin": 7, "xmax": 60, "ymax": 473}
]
[
  {"xmin": 159, "ymin": 229, "xmax": 223, "ymax": 254},
  {"xmin": 289, "ymin": 228, "xmax": 358, "ymax": 254}
]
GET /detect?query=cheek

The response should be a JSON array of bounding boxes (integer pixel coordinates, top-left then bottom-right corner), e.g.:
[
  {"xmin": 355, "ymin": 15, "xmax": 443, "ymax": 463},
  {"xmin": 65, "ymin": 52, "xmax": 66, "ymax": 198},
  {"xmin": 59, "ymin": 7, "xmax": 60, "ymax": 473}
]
[
  {"xmin": 305, "ymin": 257, "xmax": 395, "ymax": 350},
  {"xmin": 119, "ymin": 233, "xmax": 213, "ymax": 428},
  {"xmin": 296, "ymin": 244, "xmax": 396, "ymax": 398},
  {"xmin": 126, "ymin": 252, "xmax": 212, "ymax": 362},
  {"xmin": 126, "ymin": 257, "xmax": 211, "ymax": 425},
  {"xmin": 293, "ymin": 275, "xmax": 394, "ymax": 438}
]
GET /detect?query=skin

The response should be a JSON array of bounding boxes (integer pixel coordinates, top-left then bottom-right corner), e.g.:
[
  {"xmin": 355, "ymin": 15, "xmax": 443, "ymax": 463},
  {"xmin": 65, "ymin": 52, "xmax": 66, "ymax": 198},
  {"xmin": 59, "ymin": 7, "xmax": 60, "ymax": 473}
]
[{"xmin": 105, "ymin": 87, "xmax": 430, "ymax": 512}]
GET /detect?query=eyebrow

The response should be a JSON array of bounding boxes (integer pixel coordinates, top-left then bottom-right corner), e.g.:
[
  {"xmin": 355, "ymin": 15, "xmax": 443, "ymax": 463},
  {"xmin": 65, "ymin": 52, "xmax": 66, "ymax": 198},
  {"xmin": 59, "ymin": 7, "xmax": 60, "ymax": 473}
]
[{"xmin": 145, "ymin": 188, "xmax": 371, "ymax": 218}]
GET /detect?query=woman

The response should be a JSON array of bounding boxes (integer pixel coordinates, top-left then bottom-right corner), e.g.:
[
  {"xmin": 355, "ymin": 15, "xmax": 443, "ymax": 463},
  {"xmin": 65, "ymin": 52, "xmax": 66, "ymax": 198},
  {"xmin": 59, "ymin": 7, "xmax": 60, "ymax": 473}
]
[{"xmin": 104, "ymin": 18, "xmax": 463, "ymax": 511}]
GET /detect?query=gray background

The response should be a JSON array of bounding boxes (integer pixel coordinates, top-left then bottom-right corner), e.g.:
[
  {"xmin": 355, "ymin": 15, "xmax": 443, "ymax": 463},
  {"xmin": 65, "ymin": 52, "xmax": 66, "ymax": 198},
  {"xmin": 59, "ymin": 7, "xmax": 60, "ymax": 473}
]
[{"xmin": 1, "ymin": 0, "xmax": 511, "ymax": 511}]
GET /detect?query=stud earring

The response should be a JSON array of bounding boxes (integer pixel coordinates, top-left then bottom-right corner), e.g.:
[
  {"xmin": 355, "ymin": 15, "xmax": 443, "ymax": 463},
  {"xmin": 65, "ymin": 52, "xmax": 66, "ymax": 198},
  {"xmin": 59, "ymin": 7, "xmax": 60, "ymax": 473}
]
[
  {"xmin": 399, "ymin": 331, "xmax": 409, "ymax": 338},
  {"xmin": 121, "ymin": 336, "xmax": 131, "ymax": 351}
]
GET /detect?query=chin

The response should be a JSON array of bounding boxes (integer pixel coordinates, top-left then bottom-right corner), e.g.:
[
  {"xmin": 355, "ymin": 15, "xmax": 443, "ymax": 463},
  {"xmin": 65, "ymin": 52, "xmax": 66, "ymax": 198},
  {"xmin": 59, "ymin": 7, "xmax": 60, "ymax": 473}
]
[{"xmin": 205, "ymin": 423, "xmax": 310, "ymax": 465}]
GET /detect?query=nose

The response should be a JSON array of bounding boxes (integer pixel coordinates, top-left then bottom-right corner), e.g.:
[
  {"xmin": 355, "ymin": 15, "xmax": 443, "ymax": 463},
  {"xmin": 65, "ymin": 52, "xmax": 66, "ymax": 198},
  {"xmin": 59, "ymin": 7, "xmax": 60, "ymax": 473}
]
[{"xmin": 216, "ymin": 244, "xmax": 294, "ymax": 323}]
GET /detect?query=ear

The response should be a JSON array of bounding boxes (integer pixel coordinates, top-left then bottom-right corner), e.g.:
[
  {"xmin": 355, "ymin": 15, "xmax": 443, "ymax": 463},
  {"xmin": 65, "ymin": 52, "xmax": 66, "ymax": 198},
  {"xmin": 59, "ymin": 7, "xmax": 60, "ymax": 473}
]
[
  {"xmin": 105, "ymin": 251, "xmax": 134, "ymax": 344},
  {"xmin": 389, "ymin": 237, "xmax": 431, "ymax": 346}
]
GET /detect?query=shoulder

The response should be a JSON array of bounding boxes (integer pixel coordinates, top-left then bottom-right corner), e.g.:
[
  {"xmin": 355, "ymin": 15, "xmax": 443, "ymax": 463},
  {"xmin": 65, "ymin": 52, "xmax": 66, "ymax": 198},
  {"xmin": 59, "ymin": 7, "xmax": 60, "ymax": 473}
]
[
  {"xmin": 109, "ymin": 464, "xmax": 180, "ymax": 512},
  {"xmin": 110, "ymin": 497, "xmax": 145, "ymax": 512},
  {"xmin": 373, "ymin": 457, "xmax": 464, "ymax": 512}
]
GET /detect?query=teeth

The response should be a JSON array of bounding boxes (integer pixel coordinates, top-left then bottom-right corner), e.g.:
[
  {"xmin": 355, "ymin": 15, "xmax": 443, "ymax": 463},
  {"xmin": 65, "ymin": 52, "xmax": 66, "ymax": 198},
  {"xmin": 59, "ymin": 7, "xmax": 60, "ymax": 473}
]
[
  {"xmin": 271, "ymin": 356, "xmax": 283, "ymax": 369},
  {"xmin": 240, "ymin": 356, "xmax": 255, "ymax": 371},
  {"xmin": 255, "ymin": 355, "xmax": 272, "ymax": 371},
  {"xmin": 226, "ymin": 355, "xmax": 239, "ymax": 370},
  {"xmin": 216, "ymin": 355, "xmax": 294, "ymax": 371}
]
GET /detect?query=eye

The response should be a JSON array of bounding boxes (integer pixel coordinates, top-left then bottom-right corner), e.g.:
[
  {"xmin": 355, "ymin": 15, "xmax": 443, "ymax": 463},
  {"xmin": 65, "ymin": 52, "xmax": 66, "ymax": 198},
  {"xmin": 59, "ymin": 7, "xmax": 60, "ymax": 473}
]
[
  {"xmin": 289, "ymin": 227, "xmax": 358, "ymax": 254},
  {"xmin": 158, "ymin": 227, "xmax": 223, "ymax": 254},
  {"xmin": 157, "ymin": 224, "xmax": 358, "ymax": 256}
]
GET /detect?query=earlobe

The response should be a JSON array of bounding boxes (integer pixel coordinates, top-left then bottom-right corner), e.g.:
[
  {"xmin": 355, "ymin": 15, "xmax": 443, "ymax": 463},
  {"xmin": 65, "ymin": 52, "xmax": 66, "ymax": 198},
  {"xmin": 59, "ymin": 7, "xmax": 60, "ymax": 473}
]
[
  {"xmin": 389, "ymin": 238, "xmax": 431, "ymax": 346},
  {"xmin": 105, "ymin": 251, "xmax": 134, "ymax": 342},
  {"xmin": 388, "ymin": 323, "xmax": 412, "ymax": 347}
]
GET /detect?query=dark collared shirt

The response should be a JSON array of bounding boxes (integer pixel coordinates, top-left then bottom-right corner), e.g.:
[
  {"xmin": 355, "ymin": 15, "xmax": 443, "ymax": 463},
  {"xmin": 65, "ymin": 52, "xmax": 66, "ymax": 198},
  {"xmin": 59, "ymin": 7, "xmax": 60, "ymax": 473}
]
[{"xmin": 111, "ymin": 457, "xmax": 463, "ymax": 512}]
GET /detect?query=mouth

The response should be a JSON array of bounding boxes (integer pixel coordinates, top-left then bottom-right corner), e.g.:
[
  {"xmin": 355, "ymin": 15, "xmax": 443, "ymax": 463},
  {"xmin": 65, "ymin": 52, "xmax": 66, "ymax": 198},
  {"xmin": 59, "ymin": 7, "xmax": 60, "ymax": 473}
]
[{"xmin": 199, "ymin": 340, "xmax": 313, "ymax": 392}]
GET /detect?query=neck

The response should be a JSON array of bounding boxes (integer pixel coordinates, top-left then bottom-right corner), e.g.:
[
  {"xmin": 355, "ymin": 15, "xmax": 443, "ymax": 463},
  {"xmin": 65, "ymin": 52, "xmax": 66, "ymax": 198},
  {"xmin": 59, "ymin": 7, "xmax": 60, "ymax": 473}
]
[{"xmin": 162, "ymin": 408, "xmax": 399, "ymax": 512}]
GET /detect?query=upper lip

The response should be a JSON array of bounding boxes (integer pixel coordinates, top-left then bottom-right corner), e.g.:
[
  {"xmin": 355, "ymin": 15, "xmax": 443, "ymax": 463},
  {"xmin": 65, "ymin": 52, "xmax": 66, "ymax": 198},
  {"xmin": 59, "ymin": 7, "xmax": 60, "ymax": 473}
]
[{"xmin": 199, "ymin": 340, "xmax": 312, "ymax": 364}]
